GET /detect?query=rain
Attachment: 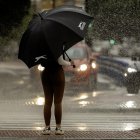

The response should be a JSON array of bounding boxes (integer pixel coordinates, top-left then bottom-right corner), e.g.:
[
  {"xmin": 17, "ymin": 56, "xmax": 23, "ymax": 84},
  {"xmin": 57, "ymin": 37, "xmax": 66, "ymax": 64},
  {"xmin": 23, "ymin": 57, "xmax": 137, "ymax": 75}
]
[{"xmin": 0, "ymin": 0, "xmax": 140, "ymax": 139}]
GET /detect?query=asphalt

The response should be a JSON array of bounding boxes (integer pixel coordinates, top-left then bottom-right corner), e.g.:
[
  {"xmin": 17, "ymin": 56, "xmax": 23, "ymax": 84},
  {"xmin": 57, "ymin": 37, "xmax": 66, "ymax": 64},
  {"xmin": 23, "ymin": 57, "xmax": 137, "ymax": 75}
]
[{"xmin": 0, "ymin": 61, "xmax": 140, "ymax": 139}]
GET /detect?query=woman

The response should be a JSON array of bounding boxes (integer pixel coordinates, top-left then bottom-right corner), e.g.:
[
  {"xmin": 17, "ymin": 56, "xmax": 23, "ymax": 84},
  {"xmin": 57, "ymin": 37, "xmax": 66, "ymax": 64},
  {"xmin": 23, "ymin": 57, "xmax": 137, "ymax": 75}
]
[{"xmin": 41, "ymin": 48, "xmax": 74, "ymax": 135}]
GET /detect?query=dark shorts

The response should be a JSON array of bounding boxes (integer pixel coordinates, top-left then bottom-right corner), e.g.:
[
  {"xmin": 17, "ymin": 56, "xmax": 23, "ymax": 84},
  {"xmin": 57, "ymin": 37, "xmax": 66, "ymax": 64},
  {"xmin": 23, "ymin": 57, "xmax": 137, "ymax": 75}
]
[{"xmin": 41, "ymin": 64, "xmax": 65, "ymax": 101}]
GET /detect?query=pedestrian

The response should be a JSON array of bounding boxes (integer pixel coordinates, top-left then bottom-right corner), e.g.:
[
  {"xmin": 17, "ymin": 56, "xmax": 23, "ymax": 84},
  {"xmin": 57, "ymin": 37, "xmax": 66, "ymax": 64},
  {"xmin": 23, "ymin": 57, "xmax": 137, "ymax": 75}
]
[
  {"xmin": 41, "ymin": 46, "xmax": 74, "ymax": 135},
  {"xmin": 18, "ymin": 5, "xmax": 93, "ymax": 135}
]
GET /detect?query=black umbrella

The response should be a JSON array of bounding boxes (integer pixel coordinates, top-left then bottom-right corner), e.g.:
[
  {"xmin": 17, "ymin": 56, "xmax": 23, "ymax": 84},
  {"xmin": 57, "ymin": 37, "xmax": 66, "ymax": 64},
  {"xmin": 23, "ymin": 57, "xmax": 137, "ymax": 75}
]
[{"xmin": 18, "ymin": 5, "xmax": 93, "ymax": 68}]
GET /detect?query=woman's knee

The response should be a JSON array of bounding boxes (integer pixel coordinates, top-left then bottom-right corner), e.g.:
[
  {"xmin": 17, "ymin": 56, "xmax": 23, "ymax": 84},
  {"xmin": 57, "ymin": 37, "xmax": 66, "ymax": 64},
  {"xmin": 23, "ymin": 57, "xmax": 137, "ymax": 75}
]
[
  {"xmin": 54, "ymin": 99, "xmax": 62, "ymax": 106},
  {"xmin": 44, "ymin": 98, "xmax": 53, "ymax": 106}
]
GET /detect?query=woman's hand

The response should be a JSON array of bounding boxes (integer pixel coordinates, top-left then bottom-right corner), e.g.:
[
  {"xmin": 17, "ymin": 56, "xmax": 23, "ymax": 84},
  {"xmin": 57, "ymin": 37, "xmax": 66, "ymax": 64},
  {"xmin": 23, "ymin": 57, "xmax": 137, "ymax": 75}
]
[
  {"xmin": 70, "ymin": 60, "xmax": 76, "ymax": 68},
  {"xmin": 70, "ymin": 60, "xmax": 74, "ymax": 66}
]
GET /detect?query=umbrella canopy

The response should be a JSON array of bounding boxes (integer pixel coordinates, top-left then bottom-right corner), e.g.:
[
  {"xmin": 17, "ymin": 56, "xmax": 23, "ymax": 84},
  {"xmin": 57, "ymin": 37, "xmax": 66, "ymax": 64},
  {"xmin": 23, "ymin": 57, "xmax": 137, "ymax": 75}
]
[
  {"xmin": 41, "ymin": 5, "xmax": 93, "ymax": 39},
  {"xmin": 18, "ymin": 5, "xmax": 93, "ymax": 68},
  {"xmin": 18, "ymin": 15, "xmax": 49, "ymax": 68}
]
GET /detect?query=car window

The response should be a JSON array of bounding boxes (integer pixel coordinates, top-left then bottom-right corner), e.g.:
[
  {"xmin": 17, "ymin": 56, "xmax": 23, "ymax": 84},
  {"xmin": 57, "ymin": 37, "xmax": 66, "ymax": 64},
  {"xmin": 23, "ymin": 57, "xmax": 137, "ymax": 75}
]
[{"xmin": 66, "ymin": 47, "xmax": 87, "ymax": 59}]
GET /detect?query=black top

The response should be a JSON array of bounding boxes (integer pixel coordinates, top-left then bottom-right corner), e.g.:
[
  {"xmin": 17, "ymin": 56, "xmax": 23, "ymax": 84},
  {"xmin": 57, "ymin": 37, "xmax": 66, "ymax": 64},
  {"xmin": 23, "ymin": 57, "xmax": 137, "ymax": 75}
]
[{"xmin": 41, "ymin": 57, "xmax": 62, "ymax": 71}]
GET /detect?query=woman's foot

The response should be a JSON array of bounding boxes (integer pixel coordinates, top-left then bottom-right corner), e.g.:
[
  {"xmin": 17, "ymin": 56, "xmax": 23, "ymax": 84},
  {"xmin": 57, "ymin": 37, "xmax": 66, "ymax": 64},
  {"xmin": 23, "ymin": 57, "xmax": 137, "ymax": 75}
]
[
  {"xmin": 42, "ymin": 127, "xmax": 51, "ymax": 135},
  {"xmin": 55, "ymin": 127, "xmax": 64, "ymax": 135}
]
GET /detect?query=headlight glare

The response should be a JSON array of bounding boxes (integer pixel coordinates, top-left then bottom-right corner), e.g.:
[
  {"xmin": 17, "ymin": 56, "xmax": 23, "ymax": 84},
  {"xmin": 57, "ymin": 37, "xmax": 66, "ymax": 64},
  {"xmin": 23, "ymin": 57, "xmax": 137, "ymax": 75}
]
[
  {"xmin": 80, "ymin": 64, "xmax": 88, "ymax": 71},
  {"xmin": 127, "ymin": 67, "xmax": 137, "ymax": 73},
  {"xmin": 124, "ymin": 73, "xmax": 127, "ymax": 77},
  {"xmin": 38, "ymin": 64, "xmax": 45, "ymax": 71},
  {"xmin": 91, "ymin": 62, "xmax": 96, "ymax": 69}
]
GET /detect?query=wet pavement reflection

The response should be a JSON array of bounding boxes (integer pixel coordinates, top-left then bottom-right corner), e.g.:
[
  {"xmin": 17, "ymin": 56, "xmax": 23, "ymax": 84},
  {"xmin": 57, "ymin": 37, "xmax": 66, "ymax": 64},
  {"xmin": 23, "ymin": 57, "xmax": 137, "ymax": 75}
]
[
  {"xmin": 123, "ymin": 123, "xmax": 136, "ymax": 131},
  {"xmin": 0, "ymin": 61, "xmax": 140, "ymax": 131}
]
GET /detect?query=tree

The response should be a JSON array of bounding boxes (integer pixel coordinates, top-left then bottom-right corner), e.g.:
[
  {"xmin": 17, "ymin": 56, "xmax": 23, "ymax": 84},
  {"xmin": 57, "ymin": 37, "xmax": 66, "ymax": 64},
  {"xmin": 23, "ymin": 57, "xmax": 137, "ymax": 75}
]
[
  {"xmin": 0, "ymin": 0, "xmax": 31, "ymax": 45},
  {"xmin": 85, "ymin": 0, "xmax": 140, "ymax": 43}
]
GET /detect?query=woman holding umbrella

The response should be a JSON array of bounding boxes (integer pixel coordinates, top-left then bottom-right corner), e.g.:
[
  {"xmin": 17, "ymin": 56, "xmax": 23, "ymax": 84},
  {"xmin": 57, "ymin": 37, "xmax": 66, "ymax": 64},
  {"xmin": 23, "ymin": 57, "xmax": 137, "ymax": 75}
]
[
  {"xmin": 18, "ymin": 5, "xmax": 93, "ymax": 136},
  {"xmin": 41, "ymin": 50, "xmax": 74, "ymax": 135}
]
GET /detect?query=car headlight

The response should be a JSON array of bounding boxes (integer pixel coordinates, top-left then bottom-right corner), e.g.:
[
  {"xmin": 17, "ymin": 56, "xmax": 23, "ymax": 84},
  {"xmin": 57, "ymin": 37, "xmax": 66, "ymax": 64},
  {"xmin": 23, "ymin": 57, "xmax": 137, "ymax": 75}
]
[
  {"xmin": 91, "ymin": 62, "xmax": 96, "ymax": 69},
  {"xmin": 80, "ymin": 64, "xmax": 88, "ymax": 71},
  {"xmin": 124, "ymin": 73, "xmax": 127, "ymax": 77},
  {"xmin": 127, "ymin": 67, "xmax": 137, "ymax": 73},
  {"xmin": 38, "ymin": 64, "xmax": 45, "ymax": 71}
]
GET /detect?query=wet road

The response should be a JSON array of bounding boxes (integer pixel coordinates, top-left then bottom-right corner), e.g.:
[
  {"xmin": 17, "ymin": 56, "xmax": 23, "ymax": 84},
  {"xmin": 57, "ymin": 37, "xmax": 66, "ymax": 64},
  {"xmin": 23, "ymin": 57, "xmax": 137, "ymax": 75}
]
[{"xmin": 0, "ymin": 61, "xmax": 140, "ymax": 131}]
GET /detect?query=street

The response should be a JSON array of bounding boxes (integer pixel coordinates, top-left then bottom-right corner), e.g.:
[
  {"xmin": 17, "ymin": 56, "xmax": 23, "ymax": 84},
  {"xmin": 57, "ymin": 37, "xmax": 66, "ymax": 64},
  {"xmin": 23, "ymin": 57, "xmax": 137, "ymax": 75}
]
[
  {"xmin": 0, "ymin": 62, "xmax": 140, "ymax": 131},
  {"xmin": 1, "ymin": 0, "xmax": 140, "ymax": 139},
  {"xmin": 0, "ymin": 60, "xmax": 140, "ymax": 133}
]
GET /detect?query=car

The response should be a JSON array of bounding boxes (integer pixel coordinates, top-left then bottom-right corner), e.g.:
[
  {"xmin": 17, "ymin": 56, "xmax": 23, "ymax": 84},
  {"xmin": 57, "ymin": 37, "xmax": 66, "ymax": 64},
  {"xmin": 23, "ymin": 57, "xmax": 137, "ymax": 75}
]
[
  {"xmin": 63, "ymin": 41, "xmax": 98, "ymax": 91},
  {"xmin": 125, "ymin": 56, "xmax": 140, "ymax": 94}
]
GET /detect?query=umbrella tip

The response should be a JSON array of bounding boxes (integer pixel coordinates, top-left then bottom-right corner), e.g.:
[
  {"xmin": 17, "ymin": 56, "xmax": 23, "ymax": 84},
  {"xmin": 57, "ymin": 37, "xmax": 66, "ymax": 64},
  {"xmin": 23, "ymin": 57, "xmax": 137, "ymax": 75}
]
[{"xmin": 38, "ymin": 13, "xmax": 44, "ymax": 20}]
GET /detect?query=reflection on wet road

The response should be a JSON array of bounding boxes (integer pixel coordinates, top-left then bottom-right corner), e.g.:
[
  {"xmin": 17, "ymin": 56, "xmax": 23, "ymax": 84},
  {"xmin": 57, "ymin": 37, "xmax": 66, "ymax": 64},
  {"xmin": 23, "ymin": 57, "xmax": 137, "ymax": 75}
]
[
  {"xmin": 25, "ymin": 97, "xmax": 45, "ymax": 106},
  {"xmin": 0, "ymin": 62, "xmax": 140, "ymax": 131}
]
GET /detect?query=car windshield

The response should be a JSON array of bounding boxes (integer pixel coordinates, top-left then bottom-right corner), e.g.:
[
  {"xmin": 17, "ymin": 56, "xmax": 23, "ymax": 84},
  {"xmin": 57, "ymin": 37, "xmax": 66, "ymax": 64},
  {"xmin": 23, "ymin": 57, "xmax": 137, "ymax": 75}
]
[{"xmin": 66, "ymin": 47, "xmax": 87, "ymax": 59}]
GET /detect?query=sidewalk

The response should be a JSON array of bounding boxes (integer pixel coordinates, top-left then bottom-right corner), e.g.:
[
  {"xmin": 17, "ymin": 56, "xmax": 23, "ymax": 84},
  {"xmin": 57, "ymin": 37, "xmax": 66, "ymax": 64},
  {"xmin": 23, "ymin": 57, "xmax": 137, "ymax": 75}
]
[{"xmin": 0, "ymin": 129, "xmax": 140, "ymax": 139}]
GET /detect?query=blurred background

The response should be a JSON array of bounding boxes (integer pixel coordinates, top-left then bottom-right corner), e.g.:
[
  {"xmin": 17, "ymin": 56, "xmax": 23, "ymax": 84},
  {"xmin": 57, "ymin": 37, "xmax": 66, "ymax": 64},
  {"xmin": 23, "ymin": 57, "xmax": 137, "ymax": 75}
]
[
  {"xmin": 1, "ymin": 0, "xmax": 140, "ymax": 61},
  {"xmin": 0, "ymin": 0, "xmax": 140, "ymax": 132}
]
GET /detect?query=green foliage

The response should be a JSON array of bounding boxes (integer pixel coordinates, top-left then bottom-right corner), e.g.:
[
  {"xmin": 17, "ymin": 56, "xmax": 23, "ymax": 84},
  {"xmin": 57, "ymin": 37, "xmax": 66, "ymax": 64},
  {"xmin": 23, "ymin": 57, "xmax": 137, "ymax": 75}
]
[
  {"xmin": 0, "ymin": 0, "xmax": 32, "ymax": 45},
  {"xmin": 85, "ymin": 0, "xmax": 140, "ymax": 43}
]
